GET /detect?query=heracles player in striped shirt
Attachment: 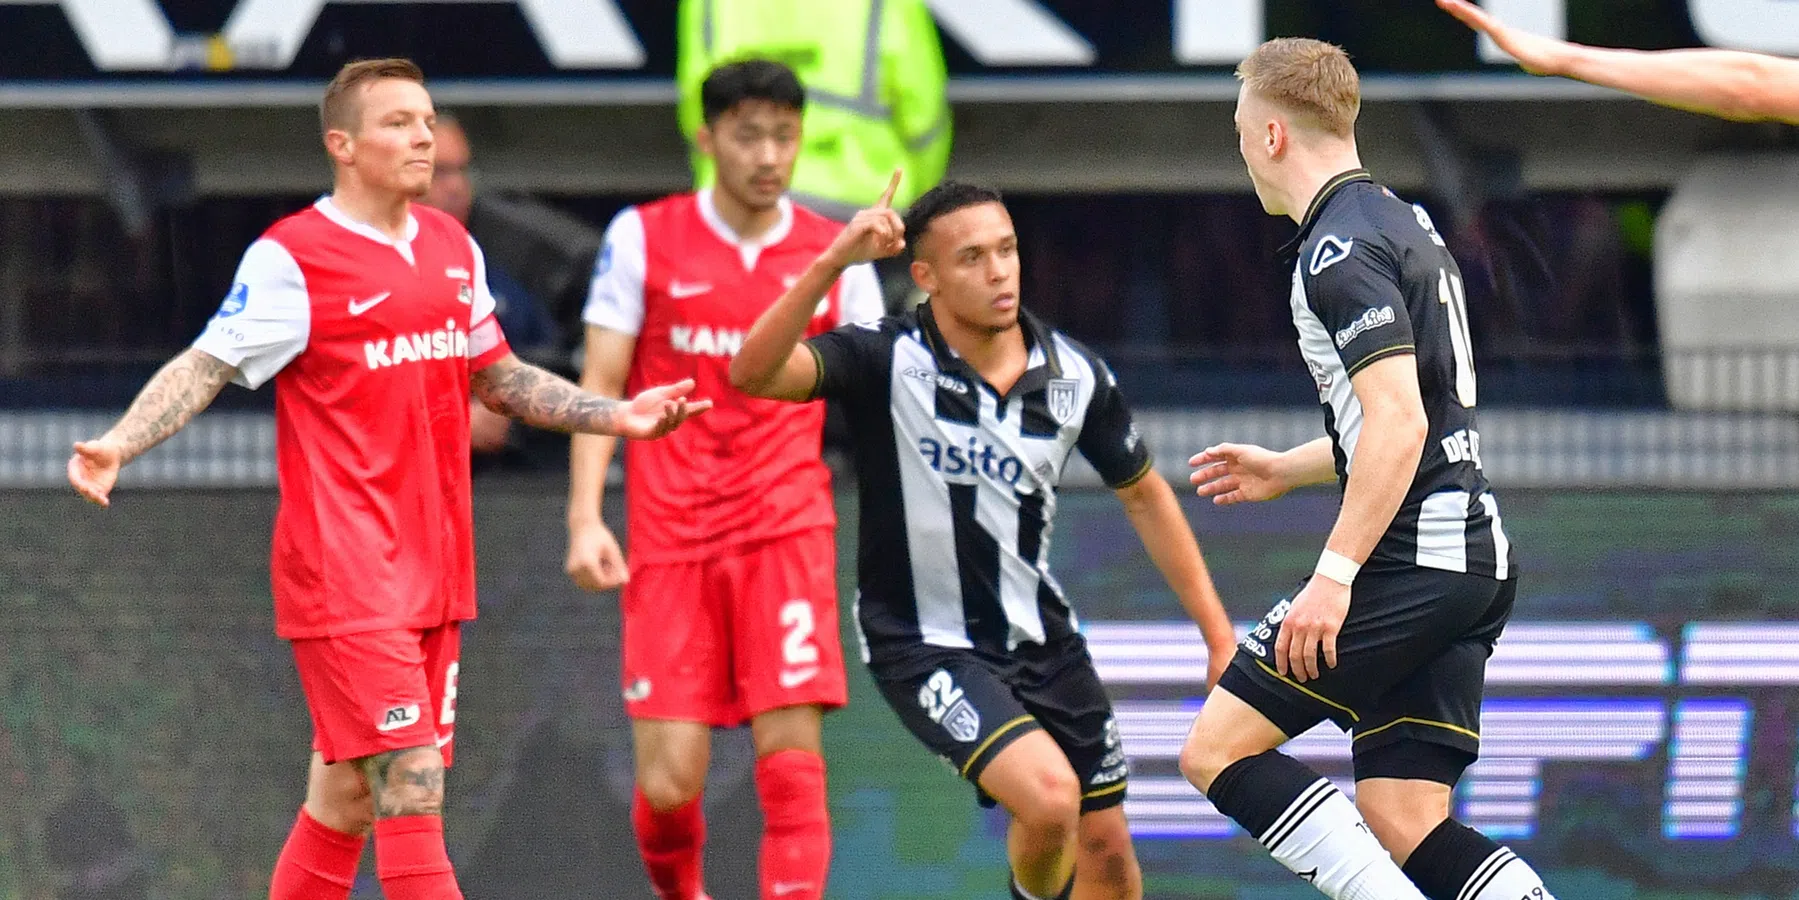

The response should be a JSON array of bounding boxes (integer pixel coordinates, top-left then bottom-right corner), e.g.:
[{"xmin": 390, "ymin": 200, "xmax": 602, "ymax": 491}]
[
  {"xmin": 1180, "ymin": 37, "xmax": 1554, "ymax": 900},
  {"xmin": 731, "ymin": 174, "xmax": 1239, "ymax": 900}
]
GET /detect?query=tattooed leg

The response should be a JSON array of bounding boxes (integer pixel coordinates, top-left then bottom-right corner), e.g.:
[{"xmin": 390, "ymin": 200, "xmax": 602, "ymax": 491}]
[
  {"xmin": 356, "ymin": 746, "xmax": 447, "ymax": 819},
  {"xmin": 357, "ymin": 746, "xmax": 463, "ymax": 896}
]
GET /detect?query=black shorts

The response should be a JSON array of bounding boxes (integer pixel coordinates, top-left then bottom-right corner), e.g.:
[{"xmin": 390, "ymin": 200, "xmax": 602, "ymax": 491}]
[
  {"xmin": 871, "ymin": 634, "xmax": 1127, "ymax": 813},
  {"xmin": 1218, "ymin": 566, "xmax": 1518, "ymax": 786}
]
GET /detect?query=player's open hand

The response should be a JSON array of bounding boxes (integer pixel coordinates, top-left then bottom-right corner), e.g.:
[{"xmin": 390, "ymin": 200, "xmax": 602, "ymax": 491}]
[
  {"xmin": 68, "ymin": 438, "xmax": 124, "ymax": 508},
  {"xmin": 1189, "ymin": 443, "xmax": 1291, "ymax": 505},
  {"xmin": 615, "ymin": 379, "xmax": 712, "ymax": 440},
  {"xmin": 566, "ymin": 520, "xmax": 630, "ymax": 592},
  {"xmin": 1276, "ymin": 576, "xmax": 1350, "ymax": 682},
  {"xmin": 827, "ymin": 170, "xmax": 907, "ymax": 267},
  {"xmin": 1436, "ymin": 0, "xmax": 1572, "ymax": 76}
]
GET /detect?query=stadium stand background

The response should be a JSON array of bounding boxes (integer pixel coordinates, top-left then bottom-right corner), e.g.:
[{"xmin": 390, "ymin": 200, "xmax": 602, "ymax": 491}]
[{"xmin": 5, "ymin": 2, "xmax": 1799, "ymax": 898}]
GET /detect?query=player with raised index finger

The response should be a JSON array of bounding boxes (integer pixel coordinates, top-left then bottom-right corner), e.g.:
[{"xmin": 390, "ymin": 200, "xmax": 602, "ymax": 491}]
[{"xmin": 731, "ymin": 173, "xmax": 1238, "ymax": 900}]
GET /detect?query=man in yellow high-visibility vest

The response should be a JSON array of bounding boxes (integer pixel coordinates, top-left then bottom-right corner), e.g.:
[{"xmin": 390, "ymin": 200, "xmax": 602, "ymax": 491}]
[{"xmin": 678, "ymin": 0, "xmax": 952, "ymax": 222}]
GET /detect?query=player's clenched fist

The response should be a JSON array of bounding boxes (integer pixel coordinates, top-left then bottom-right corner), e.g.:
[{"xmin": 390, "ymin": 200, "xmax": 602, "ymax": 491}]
[
  {"xmin": 825, "ymin": 170, "xmax": 907, "ymax": 267},
  {"xmin": 613, "ymin": 378, "xmax": 713, "ymax": 440},
  {"xmin": 566, "ymin": 520, "xmax": 629, "ymax": 592}
]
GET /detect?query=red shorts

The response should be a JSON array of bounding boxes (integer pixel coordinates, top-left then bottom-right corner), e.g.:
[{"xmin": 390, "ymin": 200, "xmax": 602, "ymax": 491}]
[
  {"xmin": 291, "ymin": 623, "xmax": 462, "ymax": 766},
  {"xmin": 621, "ymin": 528, "xmax": 847, "ymax": 727}
]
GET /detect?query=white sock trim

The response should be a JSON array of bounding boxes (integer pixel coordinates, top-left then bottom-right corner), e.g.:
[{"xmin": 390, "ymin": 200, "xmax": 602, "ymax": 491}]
[
  {"xmin": 1458, "ymin": 848, "xmax": 1516, "ymax": 900},
  {"xmin": 1012, "ymin": 876, "xmax": 1051, "ymax": 900},
  {"xmin": 1258, "ymin": 781, "xmax": 1428, "ymax": 900},
  {"xmin": 1458, "ymin": 846, "xmax": 1556, "ymax": 900},
  {"xmin": 1259, "ymin": 778, "xmax": 1334, "ymax": 848}
]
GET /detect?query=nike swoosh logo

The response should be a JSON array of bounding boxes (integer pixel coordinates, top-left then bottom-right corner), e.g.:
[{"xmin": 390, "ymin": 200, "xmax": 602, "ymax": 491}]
[
  {"xmin": 778, "ymin": 667, "xmax": 819, "ymax": 689},
  {"xmin": 436, "ymin": 731, "xmax": 455, "ymax": 748},
  {"xmin": 348, "ymin": 292, "xmax": 392, "ymax": 315},
  {"xmin": 771, "ymin": 882, "xmax": 813, "ymax": 897},
  {"xmin": 668, "ymin": 281, "xmax": 712, "ymax": 299}
]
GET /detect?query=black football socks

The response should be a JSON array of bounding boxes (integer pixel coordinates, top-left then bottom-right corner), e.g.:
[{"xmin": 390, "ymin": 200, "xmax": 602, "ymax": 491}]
[
  {"xmin": 1402, "ymin": 818, "xmax": 1557, "ymax": 900},
  {"xmin": 1206, "ymin": 751, "xmax": 1426, "ymax": 899}
]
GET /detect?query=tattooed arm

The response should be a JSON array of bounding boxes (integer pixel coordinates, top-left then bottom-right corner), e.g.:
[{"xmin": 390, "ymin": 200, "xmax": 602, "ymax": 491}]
[
  {"xmin": 68, "ymin": 348, "xmax": 238, "ymax": 507},
  {"xmin": 470, "ymin": 353, "xmax": 710, "ymax": 440}
]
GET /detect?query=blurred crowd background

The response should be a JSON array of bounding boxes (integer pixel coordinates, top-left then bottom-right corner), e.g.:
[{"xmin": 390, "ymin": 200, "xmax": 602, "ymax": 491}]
[{"xmin": 5, "ymin": 2, "xmax": 1799, "ymax": 898}]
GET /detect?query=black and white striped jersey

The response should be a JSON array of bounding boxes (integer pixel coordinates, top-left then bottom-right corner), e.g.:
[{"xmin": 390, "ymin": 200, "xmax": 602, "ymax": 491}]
[
  {"xmin": 806, "ymin": 304, "xmax": 1153, "ymax": 667},
  {"xmin": 1283, "ymin": 169, "xmax": 1515, "ymax": 580}
]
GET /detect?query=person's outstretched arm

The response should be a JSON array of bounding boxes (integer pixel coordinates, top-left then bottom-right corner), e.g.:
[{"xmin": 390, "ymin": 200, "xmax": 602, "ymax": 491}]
[
  {"xmin": 68, "ymin": 348, "xmax": 238, "ymax": 507},
  {"xmin": 1439, "ymin": 0, "xmax": 1799, "ymax": 123}
]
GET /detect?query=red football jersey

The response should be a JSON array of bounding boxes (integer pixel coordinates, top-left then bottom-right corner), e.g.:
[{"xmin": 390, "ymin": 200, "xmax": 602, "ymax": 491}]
[
  {"xmin": 193, "ymin": 198, "xmax": 511, "ymax": 639},
  {"xmin": 584, "ymin": 191, "xmax": 883, "ymax": 564}
]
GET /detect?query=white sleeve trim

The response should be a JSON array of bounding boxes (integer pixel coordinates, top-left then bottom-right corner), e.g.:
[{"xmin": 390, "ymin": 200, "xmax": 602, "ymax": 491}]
[
  {"xmin": 837, "ymin": 262, "xmax": 885, "ymax": 326},
  {"xmin": 468, "ymin": 235, "xmax": 500, "ymax": 326},
  {"xmin": 583, "ymin": 206, "xmax": 647, "ymax": 336},
  {"xmin": 192, "ymin": 238, "xmax": 310, "ymax": 390}
]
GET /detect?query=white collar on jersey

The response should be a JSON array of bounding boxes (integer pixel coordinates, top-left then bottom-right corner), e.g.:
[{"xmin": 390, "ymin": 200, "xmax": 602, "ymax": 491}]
[
  {"xmin": 314, "ymin": 196, "xmax": 421, "ymax": 260},
  {"xmin": 697, "ymin": 188, "xmax": 793, "ymax": 269}
]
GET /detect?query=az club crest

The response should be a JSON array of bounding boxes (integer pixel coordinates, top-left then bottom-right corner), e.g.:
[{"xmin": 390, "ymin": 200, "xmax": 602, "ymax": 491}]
[{"xmin": 1047, "ymin": 378, "xmax": 1078, "ymax": 425}]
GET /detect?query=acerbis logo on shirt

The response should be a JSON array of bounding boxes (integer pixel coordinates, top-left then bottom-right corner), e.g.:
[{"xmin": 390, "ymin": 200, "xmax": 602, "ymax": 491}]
[
  {"xmin": 903, "ymin": 367, "xmax": 970, "ymax": 395},
  {"xmin": 364, "ymin": 318, "xmax": 471, "ymax": 369},
  {"xmin": 1309, "ymin": 235, "xmax": 1354, "ymax": 275}
]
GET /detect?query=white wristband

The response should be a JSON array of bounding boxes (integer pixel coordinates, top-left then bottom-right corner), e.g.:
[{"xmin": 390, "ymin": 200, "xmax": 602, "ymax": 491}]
[{"xmin": 1314, "ymin": 549, "xmax": 1361, "ymax": 586}]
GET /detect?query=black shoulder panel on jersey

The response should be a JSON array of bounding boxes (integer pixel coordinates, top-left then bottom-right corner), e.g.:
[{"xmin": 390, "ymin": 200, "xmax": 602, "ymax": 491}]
[
  {"xmin": 1058, "ymin": 334, "xmax": 1153, "ymax": 489},
  {"xmin": 806, "ymin": 315, "xmax": 904, "ymax": 403},
  {"xmin": 1298, "ymin": 186, "xmax": 1417, "ymax": 377}
]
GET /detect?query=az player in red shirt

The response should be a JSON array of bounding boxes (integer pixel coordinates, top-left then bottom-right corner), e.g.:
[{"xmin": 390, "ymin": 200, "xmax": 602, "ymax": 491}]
[
  {"xmin": 566, "ymin": 60, "xmax": 883, "ymax": 900},
  {"xmin": 66, "ymin": 59, "xmax": 706, "ymax": 900}
]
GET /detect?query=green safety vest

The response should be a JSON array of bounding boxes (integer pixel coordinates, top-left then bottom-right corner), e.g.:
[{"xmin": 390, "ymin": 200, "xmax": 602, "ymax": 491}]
[{"xmin": 677, "ymin": 0, "xmax": 952, "ymax": 216}]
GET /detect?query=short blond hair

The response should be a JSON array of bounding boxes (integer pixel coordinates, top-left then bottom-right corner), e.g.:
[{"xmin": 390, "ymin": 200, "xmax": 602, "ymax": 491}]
[
  {"xmin": 1236, "ymin": 38, "xmax": 1360, "ymax": 138},
  {"xmin": 320, "ymin": 58, "xmax": 426, "ymax": 136}
]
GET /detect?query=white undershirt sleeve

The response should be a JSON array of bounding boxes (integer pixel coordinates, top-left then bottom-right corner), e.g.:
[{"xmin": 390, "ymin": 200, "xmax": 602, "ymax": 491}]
[
  {"xmin": 582, "ymin": 207, "xmax": 648, "ymax": 336},
  {"xmin": 191, "ymin": 238, "xmax": 311, "ymax": 390},
  {"xmin": 466, "ymin": 236, "xmax": 508, "ymax": 365},
  {"xmin": 837, "ymin": 262, "xmax": 886, "ymax": 326}
]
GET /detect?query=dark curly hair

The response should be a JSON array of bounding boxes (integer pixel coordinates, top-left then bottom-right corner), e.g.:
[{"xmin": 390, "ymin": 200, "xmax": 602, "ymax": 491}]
[{"xmin": 903, "ymin": 180, "xmax": 1006, "ymax": 257}]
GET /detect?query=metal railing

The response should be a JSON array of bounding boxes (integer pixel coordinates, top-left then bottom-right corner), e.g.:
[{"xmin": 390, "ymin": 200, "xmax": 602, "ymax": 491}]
[
  {"xmin": 1663, "ymin": 348, "xmax": 1799, "ymax": 412},
  {"xmin": 7, "ymin": 406, "xmax": 1797, "ymax": 491}
]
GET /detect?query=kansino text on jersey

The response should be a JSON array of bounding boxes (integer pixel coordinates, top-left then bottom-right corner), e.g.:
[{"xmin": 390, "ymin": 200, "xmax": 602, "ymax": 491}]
[
  {"xmin": 669, "ymin": 325, "xmax": 744, "ymax": 358},
  {"xmin": 364, "ymin": 320, "xmax": 470, "ymax": 369}
]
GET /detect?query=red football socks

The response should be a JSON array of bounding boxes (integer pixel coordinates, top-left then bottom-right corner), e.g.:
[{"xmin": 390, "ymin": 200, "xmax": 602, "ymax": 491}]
[
  {"xmin": 270, "ymin": 807, "xmax": 365, "ymax": 900},
  {"xmin": 755, "ymin": 749, "xmax": 832, "ymax": 900},
  {"xmin": 633, "ymin": 788, "xmax": 709, "ymax": 900},
  {"xmin": 373, "ymin": 815, "xmax": 463, "ymax": 900}
]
